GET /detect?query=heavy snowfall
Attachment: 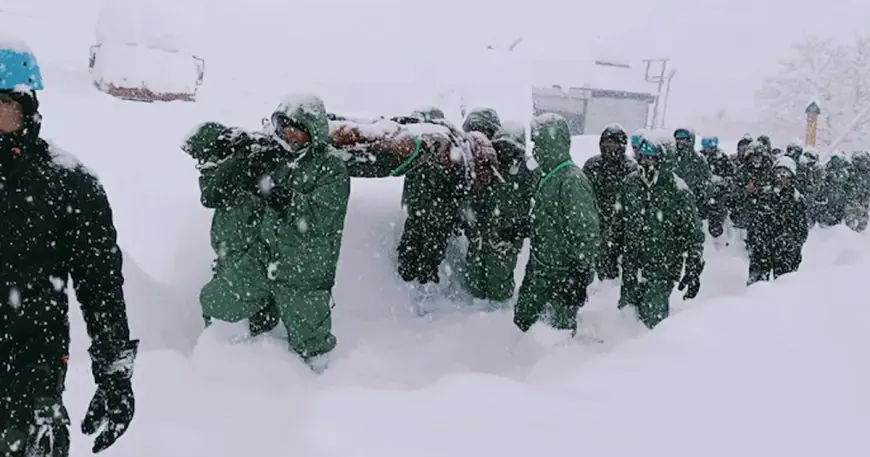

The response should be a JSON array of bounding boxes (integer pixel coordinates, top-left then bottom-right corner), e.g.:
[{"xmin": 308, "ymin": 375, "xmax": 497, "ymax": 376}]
[{"xmin": 1, "ymin": 0, "xmax": 869, "ymax": 456}]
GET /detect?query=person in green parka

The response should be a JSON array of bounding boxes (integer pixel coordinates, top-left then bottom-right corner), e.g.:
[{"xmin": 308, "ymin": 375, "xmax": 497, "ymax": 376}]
[
  {"xmin": 583, "ymin": 124, "xmax": 637, "ymax": 280},
  {"xmin": 186, "ymin": 94, "xmax": 350, "ymax": 372},
  {"xmin": 513, "ymin": 113, "xmax": 600, "ymax": 334},
  {"xmin": 844, "ymin": 151, "xmax": 870, "ymax": 232},
  {"xmin": 396, "ymin": 107, "xmax": 470, "ymax": 309},
  {"xmin": 671, "ymin": 128, "xmax": 717, "ymax": 231},
  {"xmin": 464, "ymin": 121, "xmax": 539, "ymax": 308},
  {"xmin": 817, "ymin": 155, "xmax": 852, "ymax": 227},
  {"xmin": 607, "ymin": 138, "xmax": 704, "ymax": 329}
]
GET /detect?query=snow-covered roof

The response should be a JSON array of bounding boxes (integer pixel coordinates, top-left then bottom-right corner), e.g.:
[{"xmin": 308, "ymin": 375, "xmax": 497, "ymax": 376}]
[{"xmin": 529, "ymin": 58, "xmax": 656, "ymax": 95}]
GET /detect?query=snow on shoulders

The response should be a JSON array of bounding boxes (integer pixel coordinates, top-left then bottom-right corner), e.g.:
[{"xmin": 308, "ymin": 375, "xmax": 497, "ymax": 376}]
[
  {"xmin": 500, "ymin": 120, "xmax": 525, "ymax": 136},
  {"xmin": 673, "ymin": 173, "xmax": 691, "ymax": 192},
  {"xmin": 277, "ymin": 93, "xmax": 325, "ymax": 115},
  {"xmin": 604, "ymin": 122, "xmax": 625, "ymax": 133},
  {"xmin": 643, "ymin": 128, "xmax": 675, "ymax": 147},
  {"xmin": 403, "ymin": 122, "xmax": 452, "ymax": 137},
  {"xmin": 0, "ymin": 34, "xmax": 34, "ymax": 54},
  {"xmin": 328, "ymin": 118, "xmax": 400, "ymax": 139},
  {"xmin": 47, "ymin": 141, "xmax": 96, "ymax": 177}
]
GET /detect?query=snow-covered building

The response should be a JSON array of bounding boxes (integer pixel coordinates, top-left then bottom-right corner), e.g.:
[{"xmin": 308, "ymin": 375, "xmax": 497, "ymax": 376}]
[
  {"xmin": 530, "ymin": 59, "xmax": 657, "ymax": 136},
  {"xmin": 89, "ymin": 0, "xmax": 204, "ymax": 102}
]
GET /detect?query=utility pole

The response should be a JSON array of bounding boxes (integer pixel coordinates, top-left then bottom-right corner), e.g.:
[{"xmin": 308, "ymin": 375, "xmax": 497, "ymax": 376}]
[
  {"xmin": 643, "ymin": 58, "xmax": 670, "ymax": 129},
  {"xmin": 659, "ymin": 69, "xmax": 677, "ymax": 128}
]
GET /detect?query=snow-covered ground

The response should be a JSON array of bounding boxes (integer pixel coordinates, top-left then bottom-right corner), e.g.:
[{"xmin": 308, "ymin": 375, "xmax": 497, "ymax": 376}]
[{"xmin": 2, "ymin": 2, "xmax": 869, "ymax": 456}]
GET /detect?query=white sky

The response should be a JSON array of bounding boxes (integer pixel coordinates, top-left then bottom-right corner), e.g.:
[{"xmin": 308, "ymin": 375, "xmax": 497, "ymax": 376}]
[
  {"xmin": 11, "ymin": 0, "xmax": 870, "ymax": 127},
  {"xmin": 415, "ymin": 0, "xmax": 870, "ymax": 125}
]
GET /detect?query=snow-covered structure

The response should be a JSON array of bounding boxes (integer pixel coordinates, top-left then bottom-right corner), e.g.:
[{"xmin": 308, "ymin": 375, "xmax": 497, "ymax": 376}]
[
  {"xmin": 530, "ymin": 59, "xmax": 657, "ymax": 136},
  {"xmin": 89, "ymin": 0, "xmax": 204, "ymax": 102}
]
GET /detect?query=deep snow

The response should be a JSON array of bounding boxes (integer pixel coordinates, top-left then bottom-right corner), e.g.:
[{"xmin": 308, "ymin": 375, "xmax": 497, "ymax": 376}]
[{"xmin": 2, "ymin": 2, "xmax": 869, "ymax": 457}]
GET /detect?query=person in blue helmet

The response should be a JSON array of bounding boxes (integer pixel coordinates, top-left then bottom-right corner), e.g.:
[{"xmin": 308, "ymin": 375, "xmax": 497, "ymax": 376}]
[
  {"xmin": 699, "ymin": 135, "xmax": 735, "ymax": 237},
  {"xmin": 671, "ymin": 128, "xmax": 716, "ymax": 232},
  {"xmin": 0, "ymin": 43, "xmax": 138, "ymax": 456},
  {"xmin": 605, "ymin": 137, "xmax": 704, "ymax": 328},
  {"xmin": 630, "ymin": 132, "xmax": 643, "ymax": 154}
]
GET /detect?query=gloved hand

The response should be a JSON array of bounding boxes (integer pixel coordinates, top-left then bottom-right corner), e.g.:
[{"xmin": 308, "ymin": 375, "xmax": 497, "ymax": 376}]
[
  {"xmin": 266, "ymin": 184, "xmax": 301, "ymax": 212},
  {"xmin": 82, "ymin": 341, "xmax": 138, "ymax": 453},
  {"xmin": 708, "ymin": 221, "xmax": 724, "ymax": 238},
  {"xmin": 677, "ymin": 271, "xmax": 701, "ymax": 300},
  {"xmin": 565, "ymin": 267, "xmax": 593, "ymax": 307}
]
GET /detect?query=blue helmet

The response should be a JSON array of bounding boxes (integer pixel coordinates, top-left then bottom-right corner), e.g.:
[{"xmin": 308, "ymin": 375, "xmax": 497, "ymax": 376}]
[
  {"xmin": 0, "ymin": 46, "xmax": 44, "ymax": 91},
  {"xmin": 630, "ymin": 134, "xmax": 643, "ymax": 151},
  {"xmin": 637, "ymin": 139, "xmax": 663, "ymax": 157},
  {"xmin": 701, "ymin": 136, "xmax": 719, "ymax": 150}
]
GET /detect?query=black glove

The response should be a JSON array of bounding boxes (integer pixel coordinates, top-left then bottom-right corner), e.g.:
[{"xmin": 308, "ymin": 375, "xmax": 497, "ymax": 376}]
[
  {"xmin": 565, "ymin": 267, "xmax": 593, "ymax": 307},
  {"xmin": 677, "ymin": 273, "xmax": 700, "ymax": 300},
  {"xmin": 266, "ymin": 185, "xmax": 300, "ymax": 211},
  {"xmin": 678, "ymin": 256, "xmax": 703, "ymax": 300},
  {"xmin": 82, "ymin": 340, "xmax": 138, "ymax": 453}
]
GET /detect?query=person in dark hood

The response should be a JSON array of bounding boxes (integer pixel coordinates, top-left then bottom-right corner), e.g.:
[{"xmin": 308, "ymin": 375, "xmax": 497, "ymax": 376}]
[
  {"xmin": 465, "ymin": 121, "xmax": 539, "ymax": 308},
  {"xmin": 745, "ymin": 156, "xmax": 808, "ymax": 284},
  {"xmin": 844, "ymin": 151, "xmax": 870, "ymax": 232},
  {"xmin": 670, "ymin": 128, "xmax": 716, "ymax": 234},
  {"xmin": 395, "ymin": 107, "xmax": 469, "ymax": 310},
  {"xmin": 817, "ymin": 155, "xmax": 852, "ymax": 226},
  {"xmin": 514, "ymin": 113, "xmax": 600, "ymax": 335},
  {"xmin": 731, "ymin": 140, "xmax": 775, "ymax": 230},
  {"xmin": 699, "ymin": 136, "xmax": 735, "ymax": 238},
  {"xmin": 785, "ymin": 142, "xmax": 823, "ymax": 227},
  {"xmin": 583, "ymin": 124, "xmax": 637, "ymax": 279},
  {"xmin": 606, "ymin": 137, "xmax": 704, "ymax": 329},
  {"xmin": 0, "ymin": 45, "xmax": 139, "ymax": 457}
]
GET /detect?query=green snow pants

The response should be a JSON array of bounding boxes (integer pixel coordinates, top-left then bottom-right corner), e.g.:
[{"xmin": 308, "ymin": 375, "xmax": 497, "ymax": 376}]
[
  {"xmin": 200, "ymin": 265, "xmax": 336, "ymax": 359},
  {"xmin": 0, "ymin": 362, "xmax": 70, "ymax": 457},
  {"xmin": 514, "ymin": 259, "xmax": 593, "ymax": 332},
  {"xmin": 619, "ymin": 273, "xmax": 673, "ymax": 329},
  {"xmin": 465, "ymin": 236, "xmax": 522, "ymax": 302}
]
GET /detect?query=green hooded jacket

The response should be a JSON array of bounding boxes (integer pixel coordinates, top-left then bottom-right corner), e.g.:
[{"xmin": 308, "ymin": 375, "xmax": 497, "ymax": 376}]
[
  {"xmin": 464, "ymin": 123, "xmax": 539, "ymax": 301},
  {"xmin": 528, "ymin": 113, "xmax": 600, "ymax": 273},
  {"xmin": 184, "ymin": 123, "xmax": 271, "ymax": 304},
  {"xmin": 610, "ymin": 169, "xmax": 705, "ymax": 282},
  {"xmin": 259, "ymin": 95, "xmax": 351, "ymax": 289}
]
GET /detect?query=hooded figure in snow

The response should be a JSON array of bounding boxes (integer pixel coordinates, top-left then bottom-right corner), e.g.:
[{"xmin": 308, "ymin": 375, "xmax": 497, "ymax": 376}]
[
  {"xmin": 699, "ymin": 136, "xmax": 735, "ymax": 237},
  {"xmin": 844, "ymin": 151, "xmax": 870, "ymax": 232},
  {"xmin": 464, "ymin": 120, "xmax": 539, "ymax": 307},
  {"xmin": 583, "ymin": 124, "xmax": 637, "ymax": 280},
  {"xmin": 606, "ymin": 138, "xmax": 705, "ymax": 329},
  {"xmin": 817, "ymin": 155, "xmax": 852, "ymax": 227},
  {"xmin": 513, "ymin": 113, "xmax": 600, "ymax": 335},
  {"xmin": 188, "ymin": 94, "xmax": 350, "ymax": 372},
  {"xmin": 670, "ymin": 128, "xmax": 717, "ymax": 231},
  {"xmin": 731, "ymin": 140, "xmax": 775, "ymax": 230},
  {"xmin": 395, "ymin": 106, "xmax": 471, "ymax": 309},
  {"xmin": 745, "ymin": 156, "xmax": 808, "ymax": 284}
]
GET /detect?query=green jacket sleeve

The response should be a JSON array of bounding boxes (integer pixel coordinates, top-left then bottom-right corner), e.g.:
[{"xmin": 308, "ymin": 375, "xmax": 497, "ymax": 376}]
[
  {"xmin": 559, "ymin": 174, "xmax": 601, "ymax": 268},
  {"xmin": 284, "ymin": 161, "xmax": 350, "ymax": 239},
  {"xmin": 199, "ymin": 154, "xmax": 249, "ymax": 209},
  {"xmin": 677, "ymin": 188, "xmax": 705, "ymax": 276}
]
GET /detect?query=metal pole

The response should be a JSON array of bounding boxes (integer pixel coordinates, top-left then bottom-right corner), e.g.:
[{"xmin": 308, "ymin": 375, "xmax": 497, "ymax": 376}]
[
  {"xmin": 644, "ymin": 58, "xmax": 670, "ymax": 129},
  {"xmin": 660, "ymin": 69, "xmax": 676, "ymax": 127}
]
